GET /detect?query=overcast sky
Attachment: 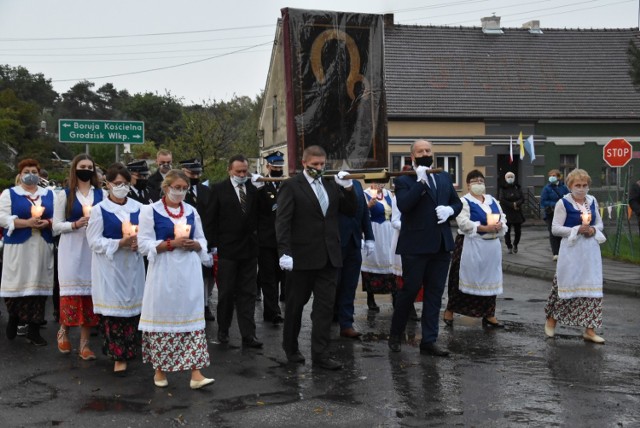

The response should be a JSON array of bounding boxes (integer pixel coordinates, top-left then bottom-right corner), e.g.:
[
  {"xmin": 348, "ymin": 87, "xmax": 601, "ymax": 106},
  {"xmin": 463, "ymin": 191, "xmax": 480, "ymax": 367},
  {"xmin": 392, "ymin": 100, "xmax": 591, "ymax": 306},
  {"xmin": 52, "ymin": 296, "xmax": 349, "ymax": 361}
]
[{"xmin": 1, "ymin": 0, "xmax": 638, "ymax": 105}]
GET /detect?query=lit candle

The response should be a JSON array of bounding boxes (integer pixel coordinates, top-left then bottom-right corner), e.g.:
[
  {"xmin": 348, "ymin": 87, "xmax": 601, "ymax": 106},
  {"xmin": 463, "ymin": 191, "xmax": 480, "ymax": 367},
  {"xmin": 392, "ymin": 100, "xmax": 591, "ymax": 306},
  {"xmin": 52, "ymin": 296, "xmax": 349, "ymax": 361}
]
[
  {"xmin": 31, "ymin": 205, "xmax": 45, "ymax": 219},
  {"xmin": 82, "ymin": 205, "xmax": 92, "ymax": 217},
  {"xmin": 122, "ymin": 221, "xmax": 138, "ymax": 237},
  {"xmin": 174, "ymin": 223, "xmax": 191, "ymax": 239},
  {"xmin": 581, "ymin": 211, "xmax": 591, "ymax": 225},
  {"xmin": 486, "ymin": 213, "xmax": 500, "ymax": 226}
]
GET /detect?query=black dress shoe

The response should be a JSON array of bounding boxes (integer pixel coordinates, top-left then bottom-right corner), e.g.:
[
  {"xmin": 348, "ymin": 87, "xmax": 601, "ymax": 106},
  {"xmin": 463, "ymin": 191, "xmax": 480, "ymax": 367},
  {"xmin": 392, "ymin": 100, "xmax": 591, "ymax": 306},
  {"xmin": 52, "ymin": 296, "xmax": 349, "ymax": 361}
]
[
  {"xmin": 217, "ymin": 330, "xmax": 229, "ymax": 344},
  {"xmin": 242, "ymin": 336, "xmax": 263, "ymax": 348},
  {"xmin": 482, "ymin": 318, "xmax": 505, "ymax": 329},
  {"xmin": 286, "ymin": 351, "xmax": 305, "ymax": 364},
  {"xmin": 271, "ymin": 315, "xmax": 284, "ymax": 325},
  {"xmin": 204, "ymin": 306, "xmax": 216, "ymax": 322},
  {"xmin": 513, "ymin": 245, "xmax": 518, "ymax": 254},
  {"xmin": 419, "ymin": 343, "xmax": 450, "ymax": 357},
  {"xmin": 388, "ymin": 335, "xmax": 401, "ymax": 352},
  {"xmin": 312, "ymin": 357, "xmax": 342, "ymax": 370}
]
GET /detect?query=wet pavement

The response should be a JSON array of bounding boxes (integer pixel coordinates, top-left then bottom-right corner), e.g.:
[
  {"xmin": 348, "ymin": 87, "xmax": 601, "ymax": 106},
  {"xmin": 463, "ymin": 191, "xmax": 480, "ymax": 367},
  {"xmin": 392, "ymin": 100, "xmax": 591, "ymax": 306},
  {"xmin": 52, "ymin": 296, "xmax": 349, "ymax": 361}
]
[{"xmin": 0, "ymin": 272, "xmax": 639, "ymax": 427}]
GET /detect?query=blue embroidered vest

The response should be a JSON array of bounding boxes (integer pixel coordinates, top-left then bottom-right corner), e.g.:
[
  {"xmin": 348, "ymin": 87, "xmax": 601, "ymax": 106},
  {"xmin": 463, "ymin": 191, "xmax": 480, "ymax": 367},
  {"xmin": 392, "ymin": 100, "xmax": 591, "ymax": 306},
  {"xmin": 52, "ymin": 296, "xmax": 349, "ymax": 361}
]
[
  {"xmin": 4, "ymin": 188, "xmax": 54, "ymax": 244},
  {"xmin": 365, "ymin": 192, "xmax": 393, "ymax": 224},
  {"xmin": 561, "ymin": 198, "xmax": 596, "ymax": 227},
  {"xmin": 64, "ymin": 188, "xmax": 104, "ymax": 222},
  {"xmin": 101, "ymin": 207, "xmax": 141, "ymax": 239},
  {"xmin": 152, "ymin": 209, "xmax": 195, "ymax": 240},
  {"xmin": 465, "ymin": 196, "xmax": 500, "ymax": 236}
]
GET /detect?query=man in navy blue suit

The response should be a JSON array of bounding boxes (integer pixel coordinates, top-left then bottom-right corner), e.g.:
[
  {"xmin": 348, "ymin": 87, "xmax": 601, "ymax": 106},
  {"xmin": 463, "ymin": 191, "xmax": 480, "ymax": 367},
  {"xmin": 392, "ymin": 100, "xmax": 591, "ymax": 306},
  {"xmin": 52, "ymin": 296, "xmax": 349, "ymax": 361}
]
[
  {"xmin": 335, "ymin": 180, "xmax": 374, "ymax": 338},
  {"xmin": 388, "ymin": 140, "xmax": 462, "ymax": 357}
]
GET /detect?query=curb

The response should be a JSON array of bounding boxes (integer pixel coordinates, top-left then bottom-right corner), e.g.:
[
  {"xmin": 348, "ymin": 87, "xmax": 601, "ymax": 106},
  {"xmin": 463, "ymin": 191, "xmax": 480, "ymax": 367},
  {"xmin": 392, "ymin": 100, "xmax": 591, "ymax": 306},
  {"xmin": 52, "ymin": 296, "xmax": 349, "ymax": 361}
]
[{"xmin": 503, "ymin": 261, "xmax": 639, "ymax": 298}]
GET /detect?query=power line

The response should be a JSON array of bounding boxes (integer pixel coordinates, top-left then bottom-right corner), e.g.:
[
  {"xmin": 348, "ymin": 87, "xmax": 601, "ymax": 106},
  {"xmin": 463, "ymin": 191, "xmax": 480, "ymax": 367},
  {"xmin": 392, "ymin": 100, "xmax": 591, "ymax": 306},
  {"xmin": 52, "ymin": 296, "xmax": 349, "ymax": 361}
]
[
  {"xmin": 399, "ymin": 0, "xmax": 552, "ymax": 24},
  {"xmin": 50, "ymin": 41, "xmax": 273, "ymax": 82},
  {"xmin": 0, "ymin": 24, "xmax": 275, "ymax": 42}
]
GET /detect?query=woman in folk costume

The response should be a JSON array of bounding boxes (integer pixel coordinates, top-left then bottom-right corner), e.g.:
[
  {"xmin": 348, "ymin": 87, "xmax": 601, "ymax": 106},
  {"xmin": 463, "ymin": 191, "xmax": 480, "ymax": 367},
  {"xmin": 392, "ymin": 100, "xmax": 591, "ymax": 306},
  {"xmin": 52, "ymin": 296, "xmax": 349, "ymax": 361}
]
[
  {"xmin": 137, "ymin": 170, "xmax": 214, "ymax": 389},
  {"xmin": 544, "ymin": 169, "xmax": 606, "ymax": 343},
  {"xmin": 86, "ymin": 163, "xmax": 145, "ymax": 375},
  {"xmin": 0, "ymin": 158, "xmax": 55, "ymax": 346},
  {"xmin": 53, "ymin": 154, "xmax": 106, "ymax": 359},
  {"xmin": 361, "ymin": 179, "xmax": 396, "ymax": 311},
  {"xmin": 443, "ymin": 170, "xmax": 507, "ymax": 328}
]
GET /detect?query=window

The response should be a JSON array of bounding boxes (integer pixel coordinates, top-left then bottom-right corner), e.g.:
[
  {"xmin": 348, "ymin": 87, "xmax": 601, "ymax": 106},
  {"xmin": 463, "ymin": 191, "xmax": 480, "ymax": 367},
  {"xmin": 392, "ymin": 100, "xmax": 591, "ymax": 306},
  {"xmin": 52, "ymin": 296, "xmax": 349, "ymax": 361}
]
[
  {"xmin": 559, "ymin": 154, "xmax": 577, "ymax": 180},
  {"xmin": 272, "ymin": 96, "xmax": 278, "ymax": 132},
  {"xmin": 391, "ymin": 154, "xmax": 412, "ymax": 171},
  {"xmin": 436, "ymin": 155, "xmax": 460, "ymax": 187}
]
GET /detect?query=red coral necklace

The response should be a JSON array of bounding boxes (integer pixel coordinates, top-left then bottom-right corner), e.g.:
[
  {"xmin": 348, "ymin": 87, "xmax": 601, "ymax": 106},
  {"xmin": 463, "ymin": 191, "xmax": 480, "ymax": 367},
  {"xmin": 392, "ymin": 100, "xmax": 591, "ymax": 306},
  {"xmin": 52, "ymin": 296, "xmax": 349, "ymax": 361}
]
[{"xmin": 162, "ymin": 196, "xmax": 184, "ymax": 219}]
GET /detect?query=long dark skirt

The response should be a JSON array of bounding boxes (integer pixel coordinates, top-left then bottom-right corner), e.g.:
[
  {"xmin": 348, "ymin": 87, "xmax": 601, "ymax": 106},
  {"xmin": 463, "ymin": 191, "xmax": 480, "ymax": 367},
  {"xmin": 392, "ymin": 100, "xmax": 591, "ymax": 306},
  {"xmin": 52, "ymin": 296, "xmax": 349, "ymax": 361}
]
[
  {"xmin": 361, "ymin": 272, "xmax": 396, "ymax": 294},
  {"xmin": 445, "ymin": 235, "xmax": 496, "ymax": 318},
  {"xmin": 4, "ymin": 296, "xmax": 47, "ymax": 323},
  {"xmin": 100, "ymin": 315, "xmax": 140, "ymax": 362}
]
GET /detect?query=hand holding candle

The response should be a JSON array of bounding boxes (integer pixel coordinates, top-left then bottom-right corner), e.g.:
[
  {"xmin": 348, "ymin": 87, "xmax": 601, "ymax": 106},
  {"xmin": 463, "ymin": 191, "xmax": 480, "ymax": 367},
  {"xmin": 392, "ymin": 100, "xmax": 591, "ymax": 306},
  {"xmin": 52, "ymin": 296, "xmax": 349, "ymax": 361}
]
[
  {"xmin": 82, "ymin": 205, "xmax": 92, "ymax": 218},
  {"xmin": 486, "ymin": 213, "xmax": 500, "ymax": 226},
  {"xmin": 121, "ymin": 221, "xmax": 138, "ymax": 238},
  {"xmin": 581, "ymin": 211, "xmax": 591, "ymax": 225}
]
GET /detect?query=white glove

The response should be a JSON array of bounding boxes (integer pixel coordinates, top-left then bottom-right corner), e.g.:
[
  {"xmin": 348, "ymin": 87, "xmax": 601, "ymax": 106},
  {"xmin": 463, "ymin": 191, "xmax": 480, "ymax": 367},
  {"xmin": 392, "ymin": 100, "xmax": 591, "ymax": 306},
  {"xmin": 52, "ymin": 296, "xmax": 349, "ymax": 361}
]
[
  {"xmin": 279, "ymin": 254, "xmax": 293, "ymax": 271},
  {"xmin": 210, "ymin": 247, "xmax": 218, "ymax": 255},
  {"xmin": 415, "ymin": 165, "xmax": 428, "ymax": 182},
  {"xmin": 435, "ymin": 205, "xmax": 454, "ymax": 224},
  {"xmin": 251, "ymin": 173, "xmax": 265, "ymax": 189},
  {"xmin": 364, "ymin": 240, "xmax": 375, "ymax": 256},
  {"xmin": 334, "ymin": 171, "xmax": 353, "ymax": 188}
]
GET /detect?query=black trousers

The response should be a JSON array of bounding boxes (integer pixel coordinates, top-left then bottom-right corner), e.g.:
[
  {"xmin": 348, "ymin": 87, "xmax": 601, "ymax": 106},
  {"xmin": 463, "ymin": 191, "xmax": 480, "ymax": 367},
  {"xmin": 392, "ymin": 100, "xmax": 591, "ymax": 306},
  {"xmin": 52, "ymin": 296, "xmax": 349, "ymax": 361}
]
[
  {"xmin": 282, "ymin": 265, "xmax": 337, "ymax": 359},
  {"xmin": 504, "ymin": 222, "xmax": 522, "ymax": 249},
  {"xmin": 545, "ymin": 217, "xmax": 562, "ymax": 256},
  {"xmin": 257, "ymin": 247, "xmax": 283, "ymax": 320},
  {"xmin": 216, "ymin": 257, "xmax": 258, "ymax": 339}
]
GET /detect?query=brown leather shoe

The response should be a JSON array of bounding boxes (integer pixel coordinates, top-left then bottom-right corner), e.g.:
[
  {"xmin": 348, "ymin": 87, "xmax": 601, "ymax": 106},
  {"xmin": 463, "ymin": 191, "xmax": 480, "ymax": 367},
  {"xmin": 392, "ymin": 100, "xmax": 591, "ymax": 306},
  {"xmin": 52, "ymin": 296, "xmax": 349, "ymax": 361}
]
[{"xmin": 340, "ymin": 327, "xmax": 362, "ymax": 338}]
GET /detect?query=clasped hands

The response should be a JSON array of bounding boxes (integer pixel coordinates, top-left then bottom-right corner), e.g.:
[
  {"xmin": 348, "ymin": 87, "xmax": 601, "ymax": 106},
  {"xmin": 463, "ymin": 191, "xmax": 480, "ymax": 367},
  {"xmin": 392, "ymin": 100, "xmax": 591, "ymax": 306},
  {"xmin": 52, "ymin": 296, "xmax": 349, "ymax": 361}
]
[
  {"xmin": 25, "ymin": 217, "xmax": 49, "ymax": 230},
  {"xmin": 577, "ymin": 224, "xmax": 595, "ymax": 237}
]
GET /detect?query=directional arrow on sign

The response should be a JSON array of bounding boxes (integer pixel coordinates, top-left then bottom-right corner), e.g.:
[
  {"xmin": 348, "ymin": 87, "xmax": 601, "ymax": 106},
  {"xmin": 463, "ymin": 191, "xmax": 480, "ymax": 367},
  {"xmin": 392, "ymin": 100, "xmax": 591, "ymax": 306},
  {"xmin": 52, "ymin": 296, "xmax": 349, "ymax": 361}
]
[{"xmin": 62, "ymin": 123, "xmax": 71, "ymax": 127}]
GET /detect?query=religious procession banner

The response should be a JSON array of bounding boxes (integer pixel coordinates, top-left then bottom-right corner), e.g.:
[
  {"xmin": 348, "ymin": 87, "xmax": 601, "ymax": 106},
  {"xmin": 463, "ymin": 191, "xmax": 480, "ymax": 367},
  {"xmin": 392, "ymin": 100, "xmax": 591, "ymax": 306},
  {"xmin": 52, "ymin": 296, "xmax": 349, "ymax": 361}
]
[{"xmin": 281, "ymin": 8, "xmax": 388, "ymax": 172}]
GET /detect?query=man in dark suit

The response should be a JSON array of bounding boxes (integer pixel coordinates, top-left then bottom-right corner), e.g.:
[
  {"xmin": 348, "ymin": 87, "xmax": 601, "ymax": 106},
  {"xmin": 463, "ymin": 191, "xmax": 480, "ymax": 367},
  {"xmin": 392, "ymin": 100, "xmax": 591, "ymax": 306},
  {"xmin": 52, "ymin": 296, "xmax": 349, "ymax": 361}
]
[
  {"xmin": 276, "ymin": 145, "xmax": 357, "ymax": 370},
  {"xmin": 148, "ymin": 149, "xmax": 172, "ymax": 202},
  {"xmin": 335, "ymin": 179, "xmax": 374, "ymax": 338},
  {"xmin": 126, "ymin": 160, "xmax": 153, "ymax": 204},
  {"xmin": 256, "ymin": 151, "xmax": 285, "ymax": 325},
  {"xmin": 180, "ymin": 159, "xmax": 215, "ymax": 322},
  {"xmin": 388, "ymin": 139, "xmax": 462, "ymax": 357},
  {"xmin": 206, "ymin": 155, "xmax": 262, "ymax": 348}
]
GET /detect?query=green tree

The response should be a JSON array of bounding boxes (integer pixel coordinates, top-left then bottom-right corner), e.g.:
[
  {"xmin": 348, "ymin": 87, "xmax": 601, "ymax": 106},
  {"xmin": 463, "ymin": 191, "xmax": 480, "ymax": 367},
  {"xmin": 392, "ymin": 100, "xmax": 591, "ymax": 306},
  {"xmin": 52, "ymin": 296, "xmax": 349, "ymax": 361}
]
[
  {"xmin": 120, "ymin": 91, "xmax": 183, "ymax": 147},
  {"xmin": 629, "ymin": 39, "xmax": 640, "ymax": 89},
  {"xmin": 0, "ymin": 65, "xmax": 58, "ymax": 109}
]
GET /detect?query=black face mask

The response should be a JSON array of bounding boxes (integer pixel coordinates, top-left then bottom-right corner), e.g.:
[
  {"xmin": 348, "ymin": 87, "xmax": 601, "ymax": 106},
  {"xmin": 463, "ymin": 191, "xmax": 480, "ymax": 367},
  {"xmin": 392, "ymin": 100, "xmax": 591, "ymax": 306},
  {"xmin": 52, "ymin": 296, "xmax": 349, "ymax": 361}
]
[
  {"xmin": 270, "ymin": 170, "xmax": 283, "ymax": 178},
  {"xmin": 414, "ymin": 156, "xmax": 433, "ymax": 168},
  {"xmin": 76, "ymin": 169, "xmax": 94, "ymax": 182},
  {"xmin": 134, "ymin": 179, "xmax": 148, "ymax": 191},
  {"xmin": 189, "ymin": 177, "xmax": 200, "ymax": 186}
]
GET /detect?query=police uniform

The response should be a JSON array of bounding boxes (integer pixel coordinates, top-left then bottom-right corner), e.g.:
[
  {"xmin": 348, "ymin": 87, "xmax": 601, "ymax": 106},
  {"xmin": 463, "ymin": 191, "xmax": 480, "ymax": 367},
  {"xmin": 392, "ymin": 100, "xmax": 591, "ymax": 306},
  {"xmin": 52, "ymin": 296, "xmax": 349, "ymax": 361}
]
[
  {"xmin": 179, "ymin": 159, "xmax": 215, "ymax": 322},
  {"xmin": 126, "ymin": 160, "xmax": 153, "ymax": 205},
  {"xmin": 257, "ymin": 151, "xmax": 285, "ymax": 323}
]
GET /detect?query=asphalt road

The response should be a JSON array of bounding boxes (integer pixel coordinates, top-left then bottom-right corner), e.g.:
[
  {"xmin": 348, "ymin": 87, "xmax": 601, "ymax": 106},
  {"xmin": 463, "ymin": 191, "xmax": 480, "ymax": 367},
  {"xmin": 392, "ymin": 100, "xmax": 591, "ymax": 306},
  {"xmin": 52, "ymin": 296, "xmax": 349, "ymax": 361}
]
[{"xmin": 0, "ymin": 273, "xmax": 638, "ymax": 427}]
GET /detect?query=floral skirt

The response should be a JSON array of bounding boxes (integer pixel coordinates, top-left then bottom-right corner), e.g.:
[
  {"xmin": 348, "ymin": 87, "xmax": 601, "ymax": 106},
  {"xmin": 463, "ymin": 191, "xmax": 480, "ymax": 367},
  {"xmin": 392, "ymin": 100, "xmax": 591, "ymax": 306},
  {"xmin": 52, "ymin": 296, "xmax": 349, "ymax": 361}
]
[
  {"xmin": 142, "ymin": 330, "xmax": 210, "ymax": 372},
  {"xmin": 395, "ymin": 275, "xmax": 424, "ymax": 302},
  {"xmin": 59, "ymin": 296, "xmax": 100, "ymax": 327},
  {"xmin": 361, "ymin": 272, "xmax": 396, "ymax": 294},
  {"xmin": 445, "ymin": 235, "xmax": 496, "ymax": 318},
  {"xmin": 545, "ymin": 276, "xmax": 602, "ymax": 329},
  {"xmin": 4, "ymin": 296, "xmax": 47, "ymax": 323},
  {"xmin": 101, "ymin": 316, "xmax": 140, "ymax": 362}
]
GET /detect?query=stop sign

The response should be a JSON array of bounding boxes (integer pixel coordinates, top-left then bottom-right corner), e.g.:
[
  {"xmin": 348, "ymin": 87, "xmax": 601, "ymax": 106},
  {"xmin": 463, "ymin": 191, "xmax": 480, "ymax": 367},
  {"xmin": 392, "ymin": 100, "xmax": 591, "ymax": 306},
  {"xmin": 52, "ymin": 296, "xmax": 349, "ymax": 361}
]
[{"xmin": 603, "ymin": 138, "xmax": 633, "ymax": 167}]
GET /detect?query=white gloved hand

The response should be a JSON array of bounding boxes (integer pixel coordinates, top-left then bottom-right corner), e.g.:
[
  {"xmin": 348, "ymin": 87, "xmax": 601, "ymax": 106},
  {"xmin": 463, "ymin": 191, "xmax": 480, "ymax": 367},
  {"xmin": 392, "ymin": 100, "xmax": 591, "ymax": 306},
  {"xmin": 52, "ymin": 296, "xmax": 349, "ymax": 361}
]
[
  {"xmin": 364, "ymin": 240, "xmax": 375, "ymax": 256},
  {"xmin": 334, "ymin": 171, "xmax": 353, "ymax": 188},
  {"xmin": 279, "ymin": 254, "xmax": 293, "ymax": 271},
  {"xmin": 210, "ymin": 247, "xmax": 218, "ymax": 255},
  {"xmin": 435, "ymin": 205, "xmax": 454, "ymax": 224},
  {"xmin": 415, "ymin": 165, "xmax": 428, "ymax": 182},
  {"xmin": 251, "ymin": 173, "xmax": 265, "ymax": 189}
]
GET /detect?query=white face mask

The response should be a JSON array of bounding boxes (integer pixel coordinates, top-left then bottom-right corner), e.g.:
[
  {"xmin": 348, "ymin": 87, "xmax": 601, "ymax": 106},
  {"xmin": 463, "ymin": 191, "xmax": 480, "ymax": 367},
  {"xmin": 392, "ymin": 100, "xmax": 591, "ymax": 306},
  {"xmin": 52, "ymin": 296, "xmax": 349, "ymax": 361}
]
[
  {"xmin": 571, "ymin": 187, "xmax": 588, "ymax": 199},
  {"xmin": 110, "ymin": 183, "xmax": 130, "ymax": 199},
  {"xmin": 506, "ymin": 177, "xmax": 515, "ymax": 184},
  {"xmin": 232, "ymin": 175, "xmax": 249, "ymax": 185},
  {"xmin": 168, "ymin": 188, "xmax": 187, "ymax": 203},
  {"xmin": 470, "ymin": 183, "xmax": 485, "ymax": 196}
]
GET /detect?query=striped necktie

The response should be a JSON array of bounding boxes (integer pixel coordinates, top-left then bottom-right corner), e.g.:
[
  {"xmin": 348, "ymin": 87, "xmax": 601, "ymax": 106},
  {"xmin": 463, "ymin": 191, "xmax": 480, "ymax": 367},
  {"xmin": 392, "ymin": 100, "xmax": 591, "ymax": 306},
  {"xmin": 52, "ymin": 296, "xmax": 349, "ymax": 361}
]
[
  {"xmin": 314, "ymin": 179, "xmax": 328, "ymax": 216},
  {"xmin": 238, "ymin": 184, "xmax": 247, "ymax": 214}
]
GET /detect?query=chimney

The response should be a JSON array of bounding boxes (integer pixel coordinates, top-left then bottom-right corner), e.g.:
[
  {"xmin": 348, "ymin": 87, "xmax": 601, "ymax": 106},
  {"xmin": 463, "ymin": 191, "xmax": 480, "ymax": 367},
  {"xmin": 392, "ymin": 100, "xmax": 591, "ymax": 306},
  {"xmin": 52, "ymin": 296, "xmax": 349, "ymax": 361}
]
[
  {"xmin": 522, "ymin": 20, "xmax": 543, "ymax": 34},
  {"xmin": 383, "ymin": 13, "xmax": 394, "ymax": 28},
  {"xmin": 481, "ymin": 15, "xmax": 503, "ymax": 35}
]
